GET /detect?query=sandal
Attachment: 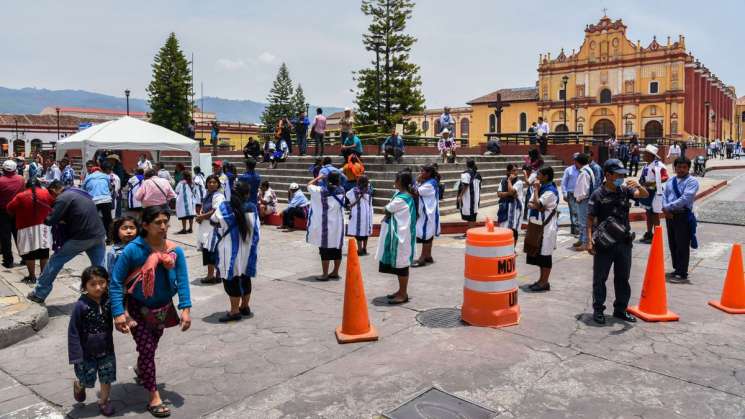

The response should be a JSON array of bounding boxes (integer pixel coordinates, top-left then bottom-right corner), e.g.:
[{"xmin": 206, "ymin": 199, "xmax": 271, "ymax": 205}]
[
  {"xmin": 218, "ymin": 312, "xmax": 242, "ymax": 323},
  {"xmin": 316, "ymin": 275, "xmax": 330, "ymax": 282},
  {"xmin": 147, "ymin": 403, "xmax": 171, "ymax": 417},
  {"xmin": 73, "ymin": 379, "xmax": 85, "ymax": 403},
  {"xmin": 175, "ymin": 229, "xmax": 187, "ymax": 235},
  {"xmin": 411, "ymin": 260, "xmax": 428, "ymax": 268},
  {"xmin": 239, "ymin": 306, "xmax": 252, "ymax": 317},
  {"xmin": 98, "ymin": 401, "xmax": 115, "ymax": 417},
  {"xmin": 527, "ymin": 282, "xmax": 551, "ymax": 292},
  {"xmin": 386, "ymin": 296, "xmax": 409, "ymax": 305},
  {"xmin": 328, "ymin": 273, "xmax": 341, "ymax": 280}
]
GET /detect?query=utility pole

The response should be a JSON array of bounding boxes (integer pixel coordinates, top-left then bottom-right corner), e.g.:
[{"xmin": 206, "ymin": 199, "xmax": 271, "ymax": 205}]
[
  {"xmin": 124, "ymin": 89, "xmax": 130, "ymax": 115},
  {"xmin": 55, "ymin": 107, "xmax": 60, "ymax": 141}
]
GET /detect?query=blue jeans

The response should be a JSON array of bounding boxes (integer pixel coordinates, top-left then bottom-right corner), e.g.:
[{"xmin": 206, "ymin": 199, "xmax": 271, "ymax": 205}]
[
  {"xmin": 297, "ymin": 135, "xmax": 307, "ymax": 155},
  {"xmin": 576, "ymin": 199, "xmax": 589, "ymax": 244},
  {"xmin": 33, "ymin": 237, "xmax": 106, "ymax": 300},
  {"xmin": 566, "ymin": 194, "xmax": 578, "ymax": 234}
]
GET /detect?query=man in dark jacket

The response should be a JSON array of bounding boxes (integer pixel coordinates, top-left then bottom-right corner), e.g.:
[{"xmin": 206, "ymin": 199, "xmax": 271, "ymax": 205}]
[{"xmin": 28, "ymin": 181, "xmax": 106, "ymax": 304}]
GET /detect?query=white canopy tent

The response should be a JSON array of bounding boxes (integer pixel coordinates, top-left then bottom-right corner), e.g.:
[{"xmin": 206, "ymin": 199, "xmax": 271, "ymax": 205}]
[{"xmin": 55, "ymin": 116, "xmax": 200, "ymax": 169}]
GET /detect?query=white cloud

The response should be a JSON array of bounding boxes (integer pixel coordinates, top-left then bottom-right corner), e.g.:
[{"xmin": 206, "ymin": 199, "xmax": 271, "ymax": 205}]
[
  {"xmin": 216, "ymin": 58, "xmax": 246, "ymax": 71},
  {"xmin": 258, "ymin": 52, "xmax": 276, "ymax": 64}
]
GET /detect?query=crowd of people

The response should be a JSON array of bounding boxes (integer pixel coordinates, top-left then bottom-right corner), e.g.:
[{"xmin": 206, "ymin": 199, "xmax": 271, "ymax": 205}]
[{"xmin": 0, "ymin": 127, "xmax": 710, "ymax": 416}]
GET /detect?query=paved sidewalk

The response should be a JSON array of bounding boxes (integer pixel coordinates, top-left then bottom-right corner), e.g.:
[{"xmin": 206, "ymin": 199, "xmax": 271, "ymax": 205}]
[
  {"xmin": 0, "ymin": 210, "xmax": 743, "ymax": 417},
  {"xmin": 0, "ymin": 272, "xmax": 47, "ymax": 350}
]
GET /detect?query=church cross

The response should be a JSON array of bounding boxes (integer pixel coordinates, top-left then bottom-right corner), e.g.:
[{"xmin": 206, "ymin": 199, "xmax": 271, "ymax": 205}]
[
  {"xmin": 602, "ymin": 7, "xmax": 608, "ymax": 16},
  {"xmin": 488, "ymin": 93, "xmax": 511, "ymax": 134}
]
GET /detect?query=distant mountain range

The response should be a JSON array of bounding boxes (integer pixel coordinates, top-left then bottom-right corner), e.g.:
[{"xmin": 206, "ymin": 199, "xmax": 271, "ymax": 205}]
[{"xmin": 0, "ymin": 86, "xmax": 342, "ymax": 124}]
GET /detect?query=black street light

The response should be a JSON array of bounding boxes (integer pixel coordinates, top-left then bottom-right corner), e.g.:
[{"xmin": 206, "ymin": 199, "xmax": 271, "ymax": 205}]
[
  {"xmin": 124, "ymin": 89, "xmax": 131, "ymax": 116},
  {"xmin": 305, "ymin": 102, "xmax": 310, "ymax": 117},
  {"xmin": 561, "ymin": 75, "xmax": 569, "ymax": 133},
  {"xmin": 704, "ymin": 101, "xmax": 711, "ymax": 140},
  {"xmin": 55, "ymin": 107, "xmax": 60, "ymax": 141}
]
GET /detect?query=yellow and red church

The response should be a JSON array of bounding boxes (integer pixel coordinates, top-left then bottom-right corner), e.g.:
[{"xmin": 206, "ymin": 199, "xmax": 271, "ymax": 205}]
[{"xmin": 455, "ymin": 15, "xmax": 738, "ymax": 145}]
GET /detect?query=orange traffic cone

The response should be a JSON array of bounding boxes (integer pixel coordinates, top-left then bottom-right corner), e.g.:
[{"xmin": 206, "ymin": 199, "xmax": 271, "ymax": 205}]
[
  {"xmin": 335, "ymin": 239, "xmax": 379, "ymax": 344},
  {"xmin": 709, "ymin": 244, "xmax": 745, "ymax": 314},
  {"xmin": 627, "ymin": 226, "xmax": 679, "ymax": 322}
]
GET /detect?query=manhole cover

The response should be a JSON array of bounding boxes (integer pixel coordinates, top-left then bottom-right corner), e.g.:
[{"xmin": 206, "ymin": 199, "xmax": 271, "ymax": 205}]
[
  {"xmin": 384, "ymin": 387, "xmax": 496, "ymax": 419},
  {"xmin": 416, "ymin": 308, "xmax": 464, "ymax": 328}
]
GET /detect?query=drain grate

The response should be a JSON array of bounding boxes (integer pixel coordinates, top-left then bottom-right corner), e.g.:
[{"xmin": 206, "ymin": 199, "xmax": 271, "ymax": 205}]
[
  {"xmin": 416, "ymin": 308, "xmax": 464, "ymax": 328},
  {"xmin": 384, "ymin": 387, "xmax": 496, "ymax": 419}
]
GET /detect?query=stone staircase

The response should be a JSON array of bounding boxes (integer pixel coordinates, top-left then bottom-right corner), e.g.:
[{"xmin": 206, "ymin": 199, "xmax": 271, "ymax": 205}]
[{"xmin": 159, "ymin": 154, "xmax": 566, "ymax": 215}]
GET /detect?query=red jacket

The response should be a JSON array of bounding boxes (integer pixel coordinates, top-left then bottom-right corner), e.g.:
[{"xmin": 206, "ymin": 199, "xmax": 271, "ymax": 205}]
[
  {"xmin": 0, "ymin": 173, "xmax": 24, "ymax": 209},
  {"xmin": 6, "ymin": 188, "xmax": 55, "ymax": 229}
]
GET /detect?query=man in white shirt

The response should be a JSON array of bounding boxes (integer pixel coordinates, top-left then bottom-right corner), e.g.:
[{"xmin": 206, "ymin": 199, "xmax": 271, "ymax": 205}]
[
  {"xmin": 667, "ymin": 142, "xmax": 681, "ymax": 163},
  {"xmin": 311, "ymin": 108, "xmax": 327, "ymax": 156},
  {"xmin": 573, "ymin": 153, "xmax": 594, "ymax": 251},
  {"xmin": 537, "ymin": 117, "xmax": 550, "ymax": 136},
  {"xmin": 137, "ymin": 154, "xmax": 152, "ymax": 171}
]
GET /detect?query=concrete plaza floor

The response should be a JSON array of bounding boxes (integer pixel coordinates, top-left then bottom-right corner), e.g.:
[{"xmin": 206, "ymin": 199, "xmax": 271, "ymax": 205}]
[{"xmin": 1, "ymin": 174, "xmax": 745, "ymax": 418}]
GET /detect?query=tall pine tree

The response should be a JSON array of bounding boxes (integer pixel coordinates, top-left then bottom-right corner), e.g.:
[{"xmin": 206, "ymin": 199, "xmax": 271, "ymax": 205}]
[
  {"xmin": 260, "ymin": 63, "xmax": 295, "ymax": 131},
  {"xmin": 354, "ymin": 0, "xmax": 424, "ymax": 128},
  {"xmin": 146, "ymin": 33, "xmax": 193, "ymax": 135},
  {"xmin": 292, "ymin": 84, "xmax": 307, "ymax": 116}
]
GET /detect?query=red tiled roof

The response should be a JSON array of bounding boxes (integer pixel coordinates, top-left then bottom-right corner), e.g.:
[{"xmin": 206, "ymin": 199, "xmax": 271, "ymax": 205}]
[
  {"xmin": 56, "ymin": 107, "xmax": 148, "ymax": 117},
  {"xmin": 0, "ymin": 114, "xmax": 85, "ymax": 127},
  {"xmin": 467, "ymin": 87, "xmax": 538, "ymax": 105}
]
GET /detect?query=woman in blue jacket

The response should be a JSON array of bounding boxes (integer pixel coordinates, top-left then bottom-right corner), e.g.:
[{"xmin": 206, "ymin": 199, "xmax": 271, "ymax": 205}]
[{"xmin": 109, "ymin": 206, "xmax": 191, "ymax": 418}]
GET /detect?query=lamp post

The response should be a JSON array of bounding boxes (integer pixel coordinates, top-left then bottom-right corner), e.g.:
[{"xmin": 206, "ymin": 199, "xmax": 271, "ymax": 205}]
[
  {"xmin": 14, "ymin": 118, "xmax": 18, "ymax": 156},
  {"xmin": 704, "ymin": 101, "xmax": 711, "ymax": 140},
  {"xmin": 55, "ymin": 107, "xmax": 60, "ymax": 141},
  {"xmin": 124, "ymin": 89, "xmax": 130, "ymax": 116},
  {"xmin": 561, "ymin": 75, "xmax": 569, "ymax": 133}
]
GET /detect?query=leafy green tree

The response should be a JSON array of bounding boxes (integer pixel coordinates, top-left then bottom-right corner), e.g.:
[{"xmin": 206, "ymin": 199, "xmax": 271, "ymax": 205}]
[
  {"xmin": 260, "ymin": 63, "xmax": 295, "ymax": 131},
  {"xmin": 292, "ymin": 84, "xmax": 308, "ymax": 117},
  {"xmin": 354, "ymin": 0, "xmax": 425, "ymax": 128},
  {"xmin": 146, "ymin": 33, "xmax": 193, "ymax": 135}
]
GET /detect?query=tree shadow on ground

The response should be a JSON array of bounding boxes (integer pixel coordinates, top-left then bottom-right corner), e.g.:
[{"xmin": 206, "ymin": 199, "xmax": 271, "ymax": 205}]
[{"xmin": 67, "ymin": 383, "xmax": 184, "ymax": 418}]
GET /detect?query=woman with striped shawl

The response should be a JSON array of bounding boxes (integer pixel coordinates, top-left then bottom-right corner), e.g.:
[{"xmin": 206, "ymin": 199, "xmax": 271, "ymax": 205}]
[
  {"xmin": 376, "ymin": 170, "xmax": 417, "ymax": 305},
  {"xmin": 345, "ymin": 175, "xmax": 373, "ymax": 256},
  {"xmin": 211, "ymin": 180, "xmax": 260, "ymax": 322},
  {"xmin": 306, "ymin": 171, "xmax": 345, "ymax": 281},
  {"xmin": 175, "ymin": 171, "xmax": 197, "ymax": 234}
]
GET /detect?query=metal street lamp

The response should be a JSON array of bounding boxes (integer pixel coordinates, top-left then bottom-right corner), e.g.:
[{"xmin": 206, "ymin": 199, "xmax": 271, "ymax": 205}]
[
  {"xmin": 305, "ymin": 103, "xmax": 310, "ymax": 117},
  {"xmin": 704, "ymin": 101, "xmax": 711, "ymax": 140},
  {"xmin": 55, "ymin": 107, "xmax": 60, "ymax": 141},
  {"xmin": 561, "ymin": 75, "xmax": 569, "ymax": 133},
  {"xmin": 124, "ymin": 89, "xmax": 131, "ymax": 116}
]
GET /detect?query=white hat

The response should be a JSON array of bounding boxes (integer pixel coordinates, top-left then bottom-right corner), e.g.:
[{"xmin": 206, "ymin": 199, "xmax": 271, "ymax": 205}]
[
  {"xmin": 2, "ymin": 160, "xmax": 17, "ymax": 172},
  {"xmin": 344, "ymin": 107, "xmax": 352, "ymax": 112},
  {"xmin": 643, "ymin": 144, "xmax": 660, "ymax": 158},
  {"xmin": 289, "ymin": 182, "xmax": 299, "ymax": 190},
  {"xmin": 441, "ymin": 128, "xmax": 450, "ymax": 135}
]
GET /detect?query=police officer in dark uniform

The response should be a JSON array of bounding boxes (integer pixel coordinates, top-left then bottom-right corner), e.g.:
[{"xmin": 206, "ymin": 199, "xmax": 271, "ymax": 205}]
[{"xmin": 587, "ymin": 159, "xmax": 649, "ymax": 324}]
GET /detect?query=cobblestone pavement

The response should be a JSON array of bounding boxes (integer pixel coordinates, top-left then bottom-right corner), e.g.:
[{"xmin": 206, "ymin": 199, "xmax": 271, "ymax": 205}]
[
  {"xmin": 697, "ymin": 170, "xmax": 745, "ymax": 226},
  {"xmin": 0, "ymin": 172, "xmax": 744, "ymax": 418}
]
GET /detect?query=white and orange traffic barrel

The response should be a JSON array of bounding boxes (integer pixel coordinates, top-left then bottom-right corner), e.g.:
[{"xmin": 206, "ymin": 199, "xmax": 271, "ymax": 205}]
[{"xmin": 461, "ymin": 218, "xmax": 519, "ymax": 327}]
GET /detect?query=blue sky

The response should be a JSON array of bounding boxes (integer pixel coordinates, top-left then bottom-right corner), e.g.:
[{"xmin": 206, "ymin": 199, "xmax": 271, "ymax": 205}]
[{"xmin": 2, "ymin": 0, "xmax": 743, "ymax": 108}]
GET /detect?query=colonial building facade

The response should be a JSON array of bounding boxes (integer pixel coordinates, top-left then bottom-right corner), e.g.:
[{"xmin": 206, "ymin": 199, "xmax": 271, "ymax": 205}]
[
  {"xmin": 736, "ymin": 97, "xmax": 745, "ymax": 141},
  {"xmin": 405, "ymin": 107, "xmax": 472, "ymax": 138},
  {"xmin": 463, "ymin": 15, "xmax": 737, "ymax": 145}
]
